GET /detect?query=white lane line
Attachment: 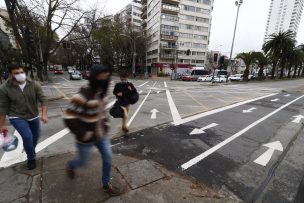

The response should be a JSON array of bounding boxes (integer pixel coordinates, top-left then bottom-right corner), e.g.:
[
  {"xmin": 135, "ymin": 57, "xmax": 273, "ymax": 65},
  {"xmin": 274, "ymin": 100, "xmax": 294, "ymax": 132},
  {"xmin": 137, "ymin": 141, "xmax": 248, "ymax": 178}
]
[
  {"xmin": 127, "ymin": 82, "xmax": 157, "ymax": 127},
  {"xmin": 166, "ymin": 89, "xmax": 182, "ymax": 124},
  {"xmin": 127, "ymin": 90, "xmax": 152, "ymax": 127},
  {"xmin": 53, "ymin": 86, "xmax": 70, "ymax": 100},
  {"xmin": 164, "ymin": 82, "xmax": 168, "ymax": 88},
  {"xmin": 35, "ymin": 128, "xmax": 70, "ymax": 153},
  {"xmin": 106, "ymin": 100, "xmax": 116, "ymax": 110},
  {"xmin": 61, "ymin": 77, "xmax": 70, "ymax": 82},
  {"xmin": 175, "ymin": 93, "xmax": 278, "ymax": 125},
  {"xmin": 181, "ymin": 94, "xmax": 304, "ymax": 170},
  {"xmin": 138, "ymin": 81, "xmax": 149, "ymax": 87}
]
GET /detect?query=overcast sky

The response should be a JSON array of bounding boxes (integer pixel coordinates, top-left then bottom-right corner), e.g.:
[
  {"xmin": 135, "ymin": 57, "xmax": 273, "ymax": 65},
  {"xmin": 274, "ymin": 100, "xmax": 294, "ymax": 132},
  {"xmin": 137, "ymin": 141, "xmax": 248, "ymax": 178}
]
[{"xmin": 1, "ymin": 0, "xmax": 304, "ymax": 56}]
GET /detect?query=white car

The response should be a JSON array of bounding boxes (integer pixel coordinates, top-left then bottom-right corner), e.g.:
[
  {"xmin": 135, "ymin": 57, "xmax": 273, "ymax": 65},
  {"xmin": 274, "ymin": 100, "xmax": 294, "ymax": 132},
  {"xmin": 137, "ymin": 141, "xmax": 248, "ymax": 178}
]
[
  {"xmin": 229, "ymin": 74, "xmax": 243, "ymax": 81},
  {"xmin": 212, "ymin": 75, "xmax": 228, "ymax": 83},
  {"xmin": 197, "ymin": 75, "xmax": 211, "ymax": 82},
  {"xmin": 67, "ymin": 67, "xmax": 76, "ymax": 74}
]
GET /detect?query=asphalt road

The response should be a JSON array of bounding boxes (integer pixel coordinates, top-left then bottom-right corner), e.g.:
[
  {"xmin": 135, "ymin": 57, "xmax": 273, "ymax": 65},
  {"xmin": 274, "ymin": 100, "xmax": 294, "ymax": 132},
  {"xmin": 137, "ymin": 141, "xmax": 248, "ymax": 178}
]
[{"xmin": 2, "ymin": 72, "xmax": 304, "ymax": 202}]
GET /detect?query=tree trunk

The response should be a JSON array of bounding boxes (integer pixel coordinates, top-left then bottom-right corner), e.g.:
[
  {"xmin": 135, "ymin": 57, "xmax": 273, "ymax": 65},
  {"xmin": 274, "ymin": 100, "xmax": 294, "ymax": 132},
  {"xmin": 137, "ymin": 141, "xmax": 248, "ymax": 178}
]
[
  {"xmin": 287, "ymin": 65, "xmax": 292, "ymax": 78},
  {"xmin": 302, "ymin": 67, "xmax": 304, "ymax": 77},
  {"xmin": 243, "ymin": 67, "xmax": 250, "ymax": 81},
  {"xmin": 280, "ymin": 60, "xmax": 285, "ymax": 79},
  {"xmin": 271, "ymin": 61, "xmax": 277, "ymax": 79},
  {"xmin": 298, "ymin": 66, "xmax": 302, "ymax": 77},
  {"xmin": 293, "ymin": 66, "xmax": 298, "ymax": 78},
  {"xmin": 258, "ymin": 65, "xmax": 264, "ymax": 80}
]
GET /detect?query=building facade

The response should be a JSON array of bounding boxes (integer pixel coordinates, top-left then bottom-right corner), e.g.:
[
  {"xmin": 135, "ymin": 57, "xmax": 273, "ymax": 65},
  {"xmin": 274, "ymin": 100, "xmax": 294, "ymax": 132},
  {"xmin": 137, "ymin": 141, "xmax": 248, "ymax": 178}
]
[
  {"xmin": 264, "ymin": 0, "xmax": 304, "ymax": 40},
  {"xmin": 116, "ymin": 1, "xmax": 143, "ymax": 31},
  {"xmin": 142, "ymin": 0, "xmax": 213, "ymax": 75},
  {"xmin": 0, "ymin": 9, "xmax": 18, "ymax": 48}
]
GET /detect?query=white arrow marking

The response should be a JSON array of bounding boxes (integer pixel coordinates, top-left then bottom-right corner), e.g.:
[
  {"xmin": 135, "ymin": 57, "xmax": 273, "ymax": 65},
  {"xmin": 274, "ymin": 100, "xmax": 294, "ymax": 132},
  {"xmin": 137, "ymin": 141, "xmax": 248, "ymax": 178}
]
[
  {"xmin": 190, "ymin": 123, "xmax": 218, "ymax": 135},
  {"xmin": 292, "ymin": 115, "xmax": 304, "ymax": 124},
  {"xmin": 271, "ymin": 98, "xmax": 279, "ymax": 102},
  {"xmin": 284, "ymin": 94, "xmax": 290, "ymax": 97},
  {"xmin": 150, "ymin": 109, "xmax": 159, "ymax": 119},
  {"xmin": 242, "ymin": 107, "xmax": 256, "ymax": 113},
  {"xmin": 254, "ymin": 141, "xmax": 283, "ymax": 166}
]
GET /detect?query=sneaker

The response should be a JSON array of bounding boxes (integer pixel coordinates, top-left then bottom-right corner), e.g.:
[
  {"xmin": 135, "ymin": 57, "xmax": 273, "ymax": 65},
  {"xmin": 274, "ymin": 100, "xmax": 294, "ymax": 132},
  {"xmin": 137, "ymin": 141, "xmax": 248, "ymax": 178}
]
[
  {"xmin": 103, "ymin": 184, "xmax": 121, "ymax": 196},
  {"xmin": 122, "ymin": 127, "xmax": 129, "ymax": 133},
  {"xmin": 27, "ymin": 160, "xmax": 36, "ymax": 170},
  {"xmin": 66, "ymin": 165, "xmax": 75, "ymax": 179}
]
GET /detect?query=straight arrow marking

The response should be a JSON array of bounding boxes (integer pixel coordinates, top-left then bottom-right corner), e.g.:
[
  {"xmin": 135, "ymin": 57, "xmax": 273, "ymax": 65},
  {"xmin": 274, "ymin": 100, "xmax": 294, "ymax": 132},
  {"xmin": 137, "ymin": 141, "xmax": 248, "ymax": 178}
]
[
  {"xmin": 292, "ymin": 115, "xmax": 304, "ymax": 124},
  {"xmin": 254, "ymin": 141, "xmax": 283, "ymax": 166},
  {"xmin": 150, "ymin": 109, "xmax": 159, "ymax": 119},
  {"xmin": 190, "ymin": 123, "xmax": 218, "ymax": 135},
  {"xmin": 271, "ymin": 98, "xmax": 279, "ymax": 102},
  {"xmin": 284, "ymin": 94, "xmax": 290, "ymax": 97}
]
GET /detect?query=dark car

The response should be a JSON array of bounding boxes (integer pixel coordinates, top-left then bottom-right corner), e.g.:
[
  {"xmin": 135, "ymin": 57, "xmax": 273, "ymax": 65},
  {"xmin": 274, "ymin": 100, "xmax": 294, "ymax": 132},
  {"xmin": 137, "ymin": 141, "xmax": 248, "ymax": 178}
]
[{"xmin": 82, "ymin": 70, "xmax": 91, "ymax": 80}]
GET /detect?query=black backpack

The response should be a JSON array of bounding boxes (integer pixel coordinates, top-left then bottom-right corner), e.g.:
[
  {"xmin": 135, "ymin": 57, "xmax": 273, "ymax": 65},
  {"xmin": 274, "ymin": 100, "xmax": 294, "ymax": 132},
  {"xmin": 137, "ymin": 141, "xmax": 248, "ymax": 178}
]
[{"xmin": 127, "ymin": 83, "xmax": 139, "ymax": 105}]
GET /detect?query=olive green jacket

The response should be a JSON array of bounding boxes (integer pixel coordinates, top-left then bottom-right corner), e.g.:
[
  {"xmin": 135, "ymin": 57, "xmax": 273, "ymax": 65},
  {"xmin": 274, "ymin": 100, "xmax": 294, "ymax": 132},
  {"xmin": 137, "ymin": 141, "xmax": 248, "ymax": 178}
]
[{"xmin": 0, "ymin": 78, "xmax": 47, "ymax": 119}]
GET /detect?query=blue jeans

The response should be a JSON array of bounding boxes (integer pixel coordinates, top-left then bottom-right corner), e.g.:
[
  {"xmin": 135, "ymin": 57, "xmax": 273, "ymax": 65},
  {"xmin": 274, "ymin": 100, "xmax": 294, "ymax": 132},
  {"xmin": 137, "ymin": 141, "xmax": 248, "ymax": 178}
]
[
  {"xmin": 9, "ymin": 117, "xmax": 41, "ymax": 161},
  {"xmin": 68, "ymin": 137, "xmax": 113, "ymax": 185}
]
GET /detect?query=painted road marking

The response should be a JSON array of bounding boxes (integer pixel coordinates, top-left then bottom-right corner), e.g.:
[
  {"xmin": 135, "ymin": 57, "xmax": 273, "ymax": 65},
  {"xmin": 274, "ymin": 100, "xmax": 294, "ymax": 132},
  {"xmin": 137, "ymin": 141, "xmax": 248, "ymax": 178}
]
[
  {"xmin": 157, "ymin": 91, "xmax": 160, "ymax": 94},
  {"xmin": 271, "ymin": 98, "xmax": 279, "ymax": 102},
  {"xmin": 150, "ymin": 109, "xmax": 159, "ymax": 119},
  {"xmin": 284, "ymin": 94, "xmax": 291, "ymax": 97},
  {"xmin": 292, "ymin": 115, "xmax": 304, "ymax": 124},
  {"xmin": 139, "ymin": 90, "xmax": 143, "ymax": 94},
  {"xmin": 53, "ymin": 86, "xmax": 69, "ymax": 100},
  {"xmin": 127, "ymin": 82, "xmax": 157, "ymax": 127},
  {"xmin": 254, "ymin": 141, "xmax": 283, "ymax": 166},
  {"xmin": 138, "ymin": 81, "xmax": 149, "ymax": 87},
  {"xmin": 106, "ymin": 100, "xmax": 116, "ymax": 110},
  {"xmin": 181, "ymin": 94, "xmax": 304, "ymax": 170},
  {"xmin": 0, "ymin": 128, "xmax": 70, "ymax": 168},
  {"xmin": 166, "ymin": 89, "xmax": 182, "ymax": 124},
  {"xmin": 174, "ymin": 93, "xmax": 277, "ymax": 125},
  {"xmin": 190, "ymin": 123, "xmax": 218, "ymax": 135},
  {"xmin": 61, "ymin": 77, "xmax": 70, "ymax": 82},
  {"xmin": 243, "ymin": 107, "xmax": 257, "ymax": 113},
  {"xmin": 164, "ymin": 82, "xmax": 168, "ymax": 88}
]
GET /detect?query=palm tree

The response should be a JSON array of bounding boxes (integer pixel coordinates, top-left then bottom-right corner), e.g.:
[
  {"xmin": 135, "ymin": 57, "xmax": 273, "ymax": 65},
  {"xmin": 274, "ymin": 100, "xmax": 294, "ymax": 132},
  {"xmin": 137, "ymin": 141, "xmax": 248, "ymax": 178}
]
[
  {"xmin": 286, "ymin": 48, "xmax": 303, "ymax": 78},
  {"xmin": 262, "ymin": 30, "xmax": 296, "ymax": 79},
  {"xmin": 253, "ymin": 52, "xmax": 269, "ymax": 80},
  {"xmin": 297, "ymin": 44, "xmax": 304, "ymax": 77},
  {"xmin": 236, "ymin": 52, "xmax": 256, "ymax": 80}
]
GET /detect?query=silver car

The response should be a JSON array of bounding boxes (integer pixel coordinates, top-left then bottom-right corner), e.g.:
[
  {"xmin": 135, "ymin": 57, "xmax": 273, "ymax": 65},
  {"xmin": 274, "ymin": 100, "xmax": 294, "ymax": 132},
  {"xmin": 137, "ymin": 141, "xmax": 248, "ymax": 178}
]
[{"xmin": 70, "ymin": 71, "xmax": 81, "ymax": 80}]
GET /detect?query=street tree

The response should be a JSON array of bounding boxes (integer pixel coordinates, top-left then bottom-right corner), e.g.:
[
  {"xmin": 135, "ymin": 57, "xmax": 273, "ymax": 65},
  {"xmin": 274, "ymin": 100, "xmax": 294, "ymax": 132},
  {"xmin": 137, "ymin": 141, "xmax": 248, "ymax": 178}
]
[
  {"xmin": 262, "ymin": 30, "xmax": 296, "ymax": 79},
  {"xmin": 3, "ymin": 0, "xmax": 86, "ymax": 81},
  {"xmin": 235, "ymin": 52, "xmax": 256, "ymax": 80},
  {"xmin": 253, "ymin": 52, "xmax": 269, "ymax": 80}
]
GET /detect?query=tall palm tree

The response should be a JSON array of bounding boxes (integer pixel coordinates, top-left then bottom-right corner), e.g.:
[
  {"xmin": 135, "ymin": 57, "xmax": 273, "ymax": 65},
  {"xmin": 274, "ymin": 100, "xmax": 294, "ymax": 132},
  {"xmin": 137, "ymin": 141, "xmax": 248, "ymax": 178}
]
[
  {"xmin": 286, "ymin": 48, "xmax": 303, "ymax": 78},
  {"xmin": 297, "ymin": 44, "xmax": 304, "ymax": 77},
  {"xmin": 253, "ymin": 52, "xmax": 269, "ymax": 80},
  {"xmin": 262, "ymin": 30, "xmax": 296, "ymax": 79},
  {"xmin": 236, "ymin": 52, "xmax": 256, "ymax": 80}
]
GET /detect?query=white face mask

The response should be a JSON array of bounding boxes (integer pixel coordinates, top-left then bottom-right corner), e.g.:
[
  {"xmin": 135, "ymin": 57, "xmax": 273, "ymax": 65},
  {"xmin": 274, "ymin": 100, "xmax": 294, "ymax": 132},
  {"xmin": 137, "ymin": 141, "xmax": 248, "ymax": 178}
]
[{"xmin": 14, "ymin": 73, "xmax": 26, "ymax": 82}]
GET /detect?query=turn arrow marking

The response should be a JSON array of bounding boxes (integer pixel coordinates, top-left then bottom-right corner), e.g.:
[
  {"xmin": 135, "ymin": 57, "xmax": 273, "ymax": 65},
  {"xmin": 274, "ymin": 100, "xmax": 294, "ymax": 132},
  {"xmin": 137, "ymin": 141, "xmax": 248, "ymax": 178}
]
[
  {"xmin": 150, "ymin": 109, "xmax": 159, "ymax": 119},
  {"xmin": 190, "ymin": 123, "xmax": 218, "ymax": 135},
  {"xmin": 254, "ymin": 141, "xmax": 283, "ymax": 166},
  {"xmin": 242, "ymin": 107, "xmax": 256, "ymax": 113},
  {"xmin": 292, "ymin": 115, "xmax": 304, "ymax": 123}
]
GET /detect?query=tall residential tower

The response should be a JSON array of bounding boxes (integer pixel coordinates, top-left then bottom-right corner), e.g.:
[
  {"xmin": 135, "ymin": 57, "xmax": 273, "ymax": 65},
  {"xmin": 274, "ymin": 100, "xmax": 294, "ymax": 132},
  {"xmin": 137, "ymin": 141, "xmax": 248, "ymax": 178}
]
[{"xmin": 265, "ymin": 0, "xmax": 304, "ymax": 40}]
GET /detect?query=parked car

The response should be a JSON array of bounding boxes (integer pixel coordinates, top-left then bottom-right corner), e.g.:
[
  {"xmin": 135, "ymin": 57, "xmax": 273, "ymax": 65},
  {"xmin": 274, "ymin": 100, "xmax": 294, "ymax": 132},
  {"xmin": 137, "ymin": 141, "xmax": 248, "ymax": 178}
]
[
  {"xmin": 212, "ymin": 75, "xmax": 228, "ymax": 83},
  {"xmin": 82, "ymin": 70, "xmax": 91, "ymax": 80},
  {"xmin": 54, "ymin": 65, "xmax": 64, "ymax": 74},
  {"xmin": 67, "ymin": 66, "xmax": 76, "ymax": 74},
  {"xmin": 181, "ymin": 74, "xmax": 192, "ymax": 81},
  {"xmin": 229, "ymin": 74, "xmax": 243, "ymax": 81},
  {"xmin": 48, "ymin": 65, "xmax": 54, "ymax": 72},
  {"xmin": 70, "ymin": 71, "xmax": 82, "ymax": 80},
  {"xmin": 198, "ymin": 75, "xmax": 212, "ymax": 82}
]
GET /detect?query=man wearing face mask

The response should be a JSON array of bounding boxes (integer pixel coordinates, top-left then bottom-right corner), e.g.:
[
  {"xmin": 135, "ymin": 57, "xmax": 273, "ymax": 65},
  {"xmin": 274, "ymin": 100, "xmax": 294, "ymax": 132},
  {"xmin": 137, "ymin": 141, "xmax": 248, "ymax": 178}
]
[
  {"xmin": 0, "ymin": 64, "xmax": 48, "ymax": 170},
  {"xmin": 113, "ymin": 72, "xmax": 136, "ymax": 133}
]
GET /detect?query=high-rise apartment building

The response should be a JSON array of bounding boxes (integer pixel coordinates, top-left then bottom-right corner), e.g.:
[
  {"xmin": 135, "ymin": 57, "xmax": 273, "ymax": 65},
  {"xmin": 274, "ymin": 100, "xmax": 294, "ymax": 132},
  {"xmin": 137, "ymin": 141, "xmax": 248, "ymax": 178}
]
[
  {"xmin": 142, "ymin": 0, "xmax": 213, "ymax": 75},
  {"xmin": 116, "ymin": 1, "xmax": 143, "ymax": 31},
  {"xmin": 265, "ymin": 0, "xmax": 304, "ymax": 40}
]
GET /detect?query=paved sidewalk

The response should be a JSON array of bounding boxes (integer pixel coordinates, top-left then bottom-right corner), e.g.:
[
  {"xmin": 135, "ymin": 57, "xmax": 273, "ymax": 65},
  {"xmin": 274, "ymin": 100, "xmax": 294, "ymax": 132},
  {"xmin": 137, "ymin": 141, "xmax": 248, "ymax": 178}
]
[
  {"xmin": 0, "ymin": 152, "xmax": 238, "ymax": 203},
  {"xmin": 42, "ymin": 85, "xmax": 64, "ymax": 101}
]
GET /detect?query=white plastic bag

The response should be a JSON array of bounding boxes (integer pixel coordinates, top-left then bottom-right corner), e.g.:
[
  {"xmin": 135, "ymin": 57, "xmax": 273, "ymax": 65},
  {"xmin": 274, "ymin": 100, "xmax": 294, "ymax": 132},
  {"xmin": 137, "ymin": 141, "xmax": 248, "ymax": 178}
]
[{"xmin": 1, "ymin": 130, "xmax": 18, "ymax": 152}]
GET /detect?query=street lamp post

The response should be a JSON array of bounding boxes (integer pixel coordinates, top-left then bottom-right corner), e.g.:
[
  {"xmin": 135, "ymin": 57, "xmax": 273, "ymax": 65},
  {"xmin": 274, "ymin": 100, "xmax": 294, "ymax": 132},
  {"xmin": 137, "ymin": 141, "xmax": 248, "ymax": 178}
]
[{"xmin": 228, "ymin": 0, "xmax": 243, "ymax": 74}]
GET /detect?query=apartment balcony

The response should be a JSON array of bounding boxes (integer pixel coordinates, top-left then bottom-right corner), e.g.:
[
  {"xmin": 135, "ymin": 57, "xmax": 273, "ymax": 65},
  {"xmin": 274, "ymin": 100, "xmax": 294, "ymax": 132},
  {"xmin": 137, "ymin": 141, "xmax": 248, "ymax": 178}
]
[
  {"xmin": 160, "ymin": 44, "xmax": 178, "ymax": 50},
  {"xmin": 162, "ymin": 0, "xmax": 180, "ymax": 5},
  {"xmin": 160, "ymin": 34, "xmax": 178, "ymax": 41},
  {"xmin": 161, "ymin": 5, "xmax": 180, "ymax": 15},
  {"xmin": 159, "ymin": 53, "xmax": 175, "ymax": 59}
]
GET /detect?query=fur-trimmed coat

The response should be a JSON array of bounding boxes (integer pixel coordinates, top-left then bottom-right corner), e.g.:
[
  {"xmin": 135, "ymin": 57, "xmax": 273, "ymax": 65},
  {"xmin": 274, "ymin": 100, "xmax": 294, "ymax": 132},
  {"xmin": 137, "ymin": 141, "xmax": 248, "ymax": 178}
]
[{"xmin": 63, "ymin": 86, "xmax": 110, "ymax": 144}]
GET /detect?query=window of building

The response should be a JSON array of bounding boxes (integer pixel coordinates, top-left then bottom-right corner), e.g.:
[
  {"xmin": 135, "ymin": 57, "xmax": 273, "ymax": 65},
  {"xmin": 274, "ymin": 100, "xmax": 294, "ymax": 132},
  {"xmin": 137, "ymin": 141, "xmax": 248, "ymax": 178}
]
[
  {"xmin": 179, "ymin": 42, "xmax": 192, "ymax": 47},
  {"xmin": 179, "ymin": 14, "xmax": 195, "ymax": 21},
  {"xmin": 180, "ymin": 4, "xmax": 196, "ymax": 12},
  {"xmin": 196, "ymin": 7, "xmax": 210, "ymax": 14},
  {"xmin": 180, "ymin": 23, "xmax": 194, "ymax": 30},
  {"xmin": 193, "ymin": 43, "xmax": 207, "ymax": 48},
  {"xmin": 179, "ymin": 33, "xmax": 193, "ymax": 38},
  {"xmin": 161, "ymin": 14, "xmax": 179, "ymax": 21}
]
